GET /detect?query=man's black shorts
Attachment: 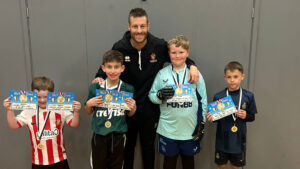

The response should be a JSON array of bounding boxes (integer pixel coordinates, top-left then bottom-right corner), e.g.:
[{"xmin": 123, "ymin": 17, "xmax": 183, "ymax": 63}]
[{"xmin": 215, "ymin": 151, "xmax": 246, "ymax": 167}]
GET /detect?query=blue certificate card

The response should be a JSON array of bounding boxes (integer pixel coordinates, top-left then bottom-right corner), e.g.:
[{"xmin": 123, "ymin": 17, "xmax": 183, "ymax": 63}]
[
  {"xmin": 96, "ymin": 89, "xmax": 133, "ymax": 110},
  {"xmin": 166, "ymin": 84, "xmax": 192, "ymax": 103},
  {"xmin": 9, "ymin": 90, "xmax": 38, "ymax": 110},
  {"xmin": 47, "ymin": 92, "xmax": 75, "ymax": 111},
  {"xmin": 207, "ymin": 96, "xmax": 237, "ymax": 121},
  {"xmin": 120, "ymin": 91, "xmax": 134, "ymax": 110}
]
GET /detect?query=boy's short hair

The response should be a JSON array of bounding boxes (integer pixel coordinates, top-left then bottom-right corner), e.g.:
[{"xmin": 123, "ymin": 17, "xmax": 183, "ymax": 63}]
[
  {"xmin": 31, "ymin": 76, "xmax": 54, "ymax": 92},
  {"xmin": 224, "ymin": 61, "xmax": 244, "ymax": 74},
  {"xmin": 102, "ymin": 50, "xmax": 124, "ymax": 65},
  {"xmin": 168, "ymin": 35, "xmax": 190, "ymax": 51},
  {"xmin": 128, "ymin": 8, "xmax": 148, "ymax": 23}
]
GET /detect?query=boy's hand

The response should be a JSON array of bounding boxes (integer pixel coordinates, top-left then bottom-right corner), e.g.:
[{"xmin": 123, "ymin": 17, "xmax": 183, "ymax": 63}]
[
  {"xmin": 125, "ymin": 98, "xmax": 136, "ymax": 112},
  {"xmin": 157, "ymin": 87, "xmax": 174, "ymax": 100},
  {"xmin": 192, "ymin": 121, "xmax": 205, "ymax": 141},
  {"xmin": 92, "ymin": 77, "xmax": 104, "ymax": 85},
  {"xmin": 206, "ymin": 112, "xmax": 214, "ymax": 122},
  {"xmin": 3, "ymin": 97, "xmax": 12, "ymax": 111},
  {"xmin": 86, "ymin": 96, "xmax": 103, "ymax": 107},
  {"xmin": 188, "ymin": 65, "xmax": 199, "ymax": 83},
  {"xmin": 73, "ymin": 101, "xmax": 81, "ymax": 112},
  {"xmin": 236, "ymin": 109, "xmax": 246, "ymax": 119}
]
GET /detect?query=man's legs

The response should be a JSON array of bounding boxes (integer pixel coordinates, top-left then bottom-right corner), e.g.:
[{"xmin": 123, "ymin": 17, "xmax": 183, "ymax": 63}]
[
  {"xmin": 139, "ymin": 103, "xmax": 159, "ymax": 169},
  {"xmin": 139, "ymin": 117, "xmax": 157, "ymax": 169},
  {"xmin": 123, "ymin": 117, "xmax": 139, "ymax": 169}
]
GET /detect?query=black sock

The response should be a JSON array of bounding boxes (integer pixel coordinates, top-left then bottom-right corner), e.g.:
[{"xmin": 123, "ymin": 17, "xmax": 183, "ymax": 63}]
[
  {"xmin": 181, "ymin": 154, "xmax": 194, "ymax": 169},
  {"xmin": 163, "ymin": 155, "xmax": 178, "ymax": 169}
]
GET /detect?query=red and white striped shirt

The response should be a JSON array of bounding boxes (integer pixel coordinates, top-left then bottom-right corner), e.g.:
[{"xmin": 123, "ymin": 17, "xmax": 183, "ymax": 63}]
[{"xmin": 16, "ymin": 108, "xmax": 73, "ymax": 165}]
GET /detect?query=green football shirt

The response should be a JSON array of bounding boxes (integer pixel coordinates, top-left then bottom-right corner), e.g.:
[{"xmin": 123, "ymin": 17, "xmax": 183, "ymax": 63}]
[{"xmin": 86, "ymin": 80, "xmax": 134, "ymax": 135}]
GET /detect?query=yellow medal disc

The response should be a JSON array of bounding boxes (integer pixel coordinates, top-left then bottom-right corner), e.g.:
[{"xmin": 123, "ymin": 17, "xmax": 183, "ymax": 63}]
[
  {"xmin": 231, "ymin": 125, "xmax": 238, "ymax": 132},
  {"xmin": 57, "ymin": 96, "xmax": 65, "ymax": 104},
  {"xmin": 217, "ymin": 103, "xmax": 225, "ymax": 110},
  {"xmin": 105, "ymin": 121, "xmax": 112, "ymax": 128},
  {"xmin": 37, "ymin": 143, "xmax": 44, "ymax": 150},
  {"xmin": 175, "ymin": 88, "xmax": 183, "ymax": 95},
  {"xmin": 105, "ymin": 94, "xmax": 113, "ymax": 102},
  {"xmin": 19, "ymin": 94, "xmax": 28, "ymax": 103}
]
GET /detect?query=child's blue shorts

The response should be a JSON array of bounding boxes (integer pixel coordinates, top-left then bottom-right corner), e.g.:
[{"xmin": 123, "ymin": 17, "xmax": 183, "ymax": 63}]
[{"xmin": 158, "ymin": 134, "xmax": 201, "ymax": 157}]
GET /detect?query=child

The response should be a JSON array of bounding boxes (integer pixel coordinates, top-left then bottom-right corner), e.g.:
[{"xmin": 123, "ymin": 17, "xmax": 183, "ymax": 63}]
[
  {"xmin": 148, "ymin": 35, "xmax": 207, "ymax": 169},
  {"xmin": 206, "ymin": 61, "xmax": 258, "ymax": 169},
  {"xmin": 3, "ymin": 76, "xmax": 81, "ymax": 169},
  {"xmin": 85, "ymin": 50, "xmax": 136, "ymax": 169}
]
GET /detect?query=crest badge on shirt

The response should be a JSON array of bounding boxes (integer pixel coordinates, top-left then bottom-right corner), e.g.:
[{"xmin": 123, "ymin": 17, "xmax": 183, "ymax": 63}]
[
  {"xmin": 242, "ymin": 102, "xmax": 247, "ymax": 109},
  {"xmin": 56, "ymin": 119, "xmax": 61, "ymax": 125},
  {"xmin": 125, "ymin": 56, "xmax": 131, "ymax": 62},
  {"xmin": 149, "ymin": 53, "xmax": 157, "ymax": 63},
  {"xmin": 216, "ymin": 153, "xmax": 220, "ymax": 159}
]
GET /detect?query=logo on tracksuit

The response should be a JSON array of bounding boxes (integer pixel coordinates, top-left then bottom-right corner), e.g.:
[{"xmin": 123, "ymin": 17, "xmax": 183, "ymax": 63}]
[
  {"xmin": 125, "ymin": 56, "xmax": 131, "ymax": 62},
  {"xmin": 149, "ymin": 53, "xmax": 157, "ymax": 63}
]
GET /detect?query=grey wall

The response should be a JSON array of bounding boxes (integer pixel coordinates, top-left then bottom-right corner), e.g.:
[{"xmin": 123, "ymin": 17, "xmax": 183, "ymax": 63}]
[
  {"xmin": 0, "ymin": 0, "xmax": 32, "ymax": 169},
  {"xmin": 246, "ymin": 0, "xmax": 300, "ymax": 169},
  {"xmin": 0, "ymin": 0, "xmax": 299, "ymax": 169}
]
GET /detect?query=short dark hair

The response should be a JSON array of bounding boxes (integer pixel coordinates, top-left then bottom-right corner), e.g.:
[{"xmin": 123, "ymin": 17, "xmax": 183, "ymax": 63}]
[
  {"xmin": 102, "ymin": 50, "xmax": 123, "ymax": 65},
  {"xmin": 224, "ymin": 61, "xmax": 244, "ymax": 74},
  {"xmin": 31, "ymin": 76, "xmax": 54, "ymax": 92},
  {"xmin": 128, "ymin": 8, "xmax": 148, "ymax": 23}
]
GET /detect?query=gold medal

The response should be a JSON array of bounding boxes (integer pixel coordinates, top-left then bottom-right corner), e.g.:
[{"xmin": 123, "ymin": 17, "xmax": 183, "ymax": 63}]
[
  {"xmin": 19, "ymin": 94, "xmax": 28, "ymax": 103},
  {"xmin": 105, "ymin": 121, "xmax": 111, "ymax": 128},
  {"xmin": 217, "ymin": 103, "xmax": 225, "ymax": 110},
  {"xmin": 231, "ymin": 125, "xmax": 238, "ymax": 132},
  {"xmin": 175, "ymin": 88, "xmax": 183, "ymax": 95},
  {"xmin": 57, "ymin": 96, "xmax": 65, "ymax": 103},
  {"xmin": 105, "ymin": 94, "xmax": 113, "ymax": 102},
  {"xmin": 37, "ymin": 143, "xmax": 44, "ymax": 150}
]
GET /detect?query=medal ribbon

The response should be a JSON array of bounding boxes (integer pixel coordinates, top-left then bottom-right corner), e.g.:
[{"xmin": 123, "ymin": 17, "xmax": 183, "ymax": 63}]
[
  {"xmin": 171, "ymin": 65, "xmax": 187, "ymax": 88},
  {"xmin": 226, "ymin": 88, "xmax": 242, "ymax": 122},
  {"xmin": 36, "ymin": 107, "xmax": 51, "ymax": 140},
  {"xmin": 104, "ymin": 79, "xmax": 122, "ymax": 92},
  {"xmin": 20, "ymin": 90, "xmax": 26, "ymax": 95}
]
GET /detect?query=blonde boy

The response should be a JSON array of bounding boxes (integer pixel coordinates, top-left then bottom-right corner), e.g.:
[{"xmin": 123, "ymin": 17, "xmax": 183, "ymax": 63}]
[{"xmin": 148, "ymin": 35, "xmax": 207, "ymax": 169}]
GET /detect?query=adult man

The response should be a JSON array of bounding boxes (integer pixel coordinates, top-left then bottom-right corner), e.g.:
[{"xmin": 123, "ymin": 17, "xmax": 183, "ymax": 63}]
[{"xmin": 93, "ymin": 8, "xmax": 199, "ymax": 169}]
